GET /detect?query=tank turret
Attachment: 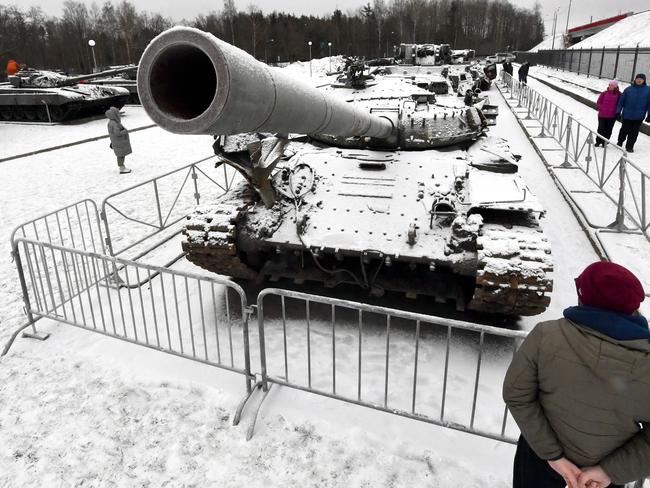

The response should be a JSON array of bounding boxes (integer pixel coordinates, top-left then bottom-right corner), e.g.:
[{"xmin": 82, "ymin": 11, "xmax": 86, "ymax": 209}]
[{"xmin": 137, "ymin": 27, "xmax": 553, "ymax": 317}]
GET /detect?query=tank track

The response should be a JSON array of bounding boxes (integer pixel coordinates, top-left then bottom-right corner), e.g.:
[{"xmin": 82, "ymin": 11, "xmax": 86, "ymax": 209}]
[
  {"xmin": 182, "ymin": 190, "xmax": 259, "ymax": 280},
  {"xmin": 467, "ymin": 222, "xmax": 553, "ymax": 316}
]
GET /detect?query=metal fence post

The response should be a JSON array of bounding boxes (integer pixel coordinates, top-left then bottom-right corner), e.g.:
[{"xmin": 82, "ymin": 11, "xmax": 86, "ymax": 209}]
[
  {"xmin": 613, "ymin": 46, "xmax": 621, "ymax": 80},
  {"xmin": 578, "ymin": 48, "xmax": 583, "ymax": 74},
  {"xmin": 599, "ymin": 47, "xmax": 605, "ymax": 78},
  {"xmin": 631, "ymin": 44, "xmax": 640, "ymax": 83},
  {"xmin": 561, "ymin": 116, "xmax": 573, "ymax": 168},
  {"xmin": 587, "ymin": 48, "xmax": 593, "ymax": 77},
  {"xmin": 191, "ymin": 164, "xmax": 201, "ymax": 204},
  {"xmin": 608, "ymin": 157, "xmax": 628, "ymax": 230},
  {"xmin": 10, "ymin": 242, "xmax": 49, "ymax": 340}
]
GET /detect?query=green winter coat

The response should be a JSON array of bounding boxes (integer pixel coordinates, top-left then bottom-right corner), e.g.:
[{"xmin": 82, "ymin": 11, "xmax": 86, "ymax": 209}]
[
  {"xmin": 503, "ymin": 318, "xmax": 650, "ymax": 484},
  {"xmin": 106, "ymin": 106, "xmax": 132, "ymax": 157}
]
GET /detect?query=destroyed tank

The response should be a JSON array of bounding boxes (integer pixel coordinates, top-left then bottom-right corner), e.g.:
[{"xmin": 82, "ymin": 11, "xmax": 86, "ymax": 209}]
[
  {"xmin": 0, "ymin": 66, "xmax": 131, "ymax": 122},
  {"xmin": 137, "ymin": 27, "xmax": 553, "ymax": 316}
]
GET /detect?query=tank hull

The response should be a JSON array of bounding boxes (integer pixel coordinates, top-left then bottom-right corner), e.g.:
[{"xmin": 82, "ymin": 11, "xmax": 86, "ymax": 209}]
[
  {"xmin": 182, "ymin": 142, "xmax": 553, "ymax": 316},
  {"xmin": 0, "ymin": 85, "xmax": 129, "ymax": 122}
]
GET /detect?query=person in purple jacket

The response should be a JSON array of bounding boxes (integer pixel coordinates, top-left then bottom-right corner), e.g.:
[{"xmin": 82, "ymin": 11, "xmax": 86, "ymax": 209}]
[
  {"xmin": 616, "ymin": 73, "xmax": 650, "ymax": 153},
  {"xmin": 595, "ymin": 80, "xmax": 621, "ymax": 147}
]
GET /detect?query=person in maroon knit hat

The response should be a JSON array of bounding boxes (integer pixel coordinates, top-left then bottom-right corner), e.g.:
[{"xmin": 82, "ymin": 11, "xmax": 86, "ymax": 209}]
[{"xmin": 503, "ymin": 261, "xmax": 649, "ymax": 488}]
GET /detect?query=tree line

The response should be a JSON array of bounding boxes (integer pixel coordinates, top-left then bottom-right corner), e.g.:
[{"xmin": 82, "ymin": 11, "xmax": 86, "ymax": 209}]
[{"xmin": 0, "ymin": 0, "xmax": 543, "ymax": 76}]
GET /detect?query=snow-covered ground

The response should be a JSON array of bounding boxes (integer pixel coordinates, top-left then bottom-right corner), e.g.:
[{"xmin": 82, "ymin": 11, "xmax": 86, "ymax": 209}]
[
  {"xmin": 1, "ymin": 60, "xmax": 647, "ymax": 486},
  {"xmin": 527, "ymin": 65, "xmax": 631, "ymax": 96},
  {"xmin": 528, "ymin": 33, "xmax": 567, "ymax": 52}
]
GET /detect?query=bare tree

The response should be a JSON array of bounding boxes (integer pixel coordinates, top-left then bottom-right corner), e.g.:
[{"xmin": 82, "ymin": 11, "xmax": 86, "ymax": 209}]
[
  {"xmin": 223, "ymin": 0, "xmax": 236, "ymax": 45},
  {"xmin": 373, "ymin": 0, "xmax": 387, "ymax": 57},
  {"xmin": 247, "ymin": 3, "xmax": 262, "ymax": 58},
  {"xmin": 116, "ymin": 0, "xmax": 137, "ymax": 63}
]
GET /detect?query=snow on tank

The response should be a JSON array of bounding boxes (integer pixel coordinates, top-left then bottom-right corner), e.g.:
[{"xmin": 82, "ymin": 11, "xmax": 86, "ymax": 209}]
[
  {"xmin": 137, "ymin": 26, "xmax": 553, "ymax": 316},
  {"xmin": 0, "ymin": 67, "xmax": 132, "ymax": 122}
]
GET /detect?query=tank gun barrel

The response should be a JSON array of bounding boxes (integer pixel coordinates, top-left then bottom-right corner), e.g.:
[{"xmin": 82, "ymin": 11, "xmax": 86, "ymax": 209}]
[
  {"xmin": 137, "ymin": 27, "xmax": 393, "ymax": 139},
  {"xmin": 61, "ymin": 66, "xmax": 137, "ymax": 86}
]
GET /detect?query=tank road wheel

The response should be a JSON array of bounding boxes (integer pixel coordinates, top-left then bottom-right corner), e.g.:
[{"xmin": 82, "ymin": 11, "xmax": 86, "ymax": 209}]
[
  {"xmin": 48, "ymin": 106, "xmax": 66, "ymax": 122},
  {"xmin": 23, "ymin": 107, "xmax": 38, "ymax": 121},
  {"xmin": 467, "ymin": 223, "xmax": 553, "ymax": 316},
  {"xmin": 35, "ymin": 106, "xmax": 48, "ymax": 122},
  {"xmin": 9, "ymin": 106, "xmax": 26, "ymax": 121},
  {"xmin": 0, "ymin": 106, "xmax": 12, "ymax": 121}
]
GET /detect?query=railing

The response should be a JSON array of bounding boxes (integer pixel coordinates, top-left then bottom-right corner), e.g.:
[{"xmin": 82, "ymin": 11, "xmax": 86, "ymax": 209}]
[
  {"xmin": 101, "ymin": 155, "xmax": 240, "ymax": 260},
  {"xmin": 256, "ymin": 288, "xmax": 525, "ymax": 444},
  {"xmin": 12, "ymin": 236, "xmax": 254, "ymax": 393},
  {"xmin": 7, "ymin": 190, "xmax": 649, "ymax": 485},
  {"xmin": 517, "ymin": 46, "xmax": 650, "ymax": 84},
  {"xmin": 500, "ymin": 71, "xmax": 649, "ymax": 245}
]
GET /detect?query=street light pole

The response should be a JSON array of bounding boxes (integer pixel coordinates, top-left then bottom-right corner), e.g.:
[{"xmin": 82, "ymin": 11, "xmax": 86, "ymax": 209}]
[
  {"xmin": 88, "ymin": 39, "xmax": 98, "ymax": 72},
  {"xmin": 565, "ymin": 0, "xmax": 572, "ymax": 34},
  {"xmin": 328, "ymin": 42, "xmax": 332, "ymax": 73},
  {"xmin": 308, "ymin": 41, "xmax": 313, "ymax": 77},
  {"xmin": 551, "ymin": 9, "xmax": 559, "ymax": 50}
]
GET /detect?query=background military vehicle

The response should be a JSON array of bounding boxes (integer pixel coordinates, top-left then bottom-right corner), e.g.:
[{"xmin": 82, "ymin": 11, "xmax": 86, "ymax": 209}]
[
  {"xmin": 90, "ymin": 65, "xmax": 139, "ymax": 104},
  {"xmin": 137, "ymin": 27, "xmax": 553, "ymax": 316},
  {"xmin": 0, "ymin": 66, "xmax": 131, "ymax": 122}
]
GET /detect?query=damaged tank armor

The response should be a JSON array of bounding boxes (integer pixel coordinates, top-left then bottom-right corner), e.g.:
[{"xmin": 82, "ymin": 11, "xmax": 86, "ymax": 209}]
[{"xmin": 137, "ymin": 26, "xmax": 553, "ymax": 315}]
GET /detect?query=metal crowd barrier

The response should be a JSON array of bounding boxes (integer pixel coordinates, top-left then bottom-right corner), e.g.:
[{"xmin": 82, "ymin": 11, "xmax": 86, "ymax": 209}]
[
  {"xmin": 517, "ymin": 46, "xmax": 650, "ymax": 85},
  {"xmin": 11, "ymin": 236, "xmax": 254, "ymax": 394},
  {"xmin": 256, "ymin": 288, "xmax": 526, "ymax": 444},
  {"xmin": 500, "ymin": 71, "xmax": 649, "ymax": 257},
  {"xmin": 100, "ymin": 155, "xmax": 240, "ymax": 260},
  {"xmin": 6, "ymin": 183, "xmax": 649, "ymax": 485}
]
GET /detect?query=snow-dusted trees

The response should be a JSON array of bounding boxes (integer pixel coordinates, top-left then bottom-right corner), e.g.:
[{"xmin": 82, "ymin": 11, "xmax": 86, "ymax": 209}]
[{"xmin": 0, "ymin": 0, "xmax": 543, "ymax": 76}]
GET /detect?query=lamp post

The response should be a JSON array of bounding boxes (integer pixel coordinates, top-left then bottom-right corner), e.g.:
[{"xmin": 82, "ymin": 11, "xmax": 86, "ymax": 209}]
[
  {"xmin": 265, "ymin": 38, "xmax": 274, "ymax": 64},
  {"xmin": 565, "ymin": 0, "xmax": 572, "ymax": 34},
  {"xmin": 88, "ymin": 39, "xmax": 98, "ymax": 72},
  {"xmin": 328, "ymin": 42, "xmax": 332, "ymax": 72},
  {"xmin": 551, "ymin": 8, "xmax": 560, "ymax": 50},
  {"xmin": 308, "ymin": 41, "xmax": 313, "ymax": 77}
]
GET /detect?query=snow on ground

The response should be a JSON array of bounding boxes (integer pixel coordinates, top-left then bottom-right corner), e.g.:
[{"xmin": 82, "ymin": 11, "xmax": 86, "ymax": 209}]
[
  {"xmin": 527, "ymin": 65, "xmax": 631, "ymax": 97},
  {"xmin": 0, "ymin": 327, "xmax": 515, "ymax": 487},
  {"xmin": 0, "ymin": 107, "xmax": 213, "ymax": 345},
  {"xmin": 0, "ymin": 63, "xmax": 645, "ymax": 486},
  {"xmin": 527, "ymin": 33, "xmax": 567, "ymax": 52},
  {"xmin": 0, "ymin": 106, "xmax": 154, "ymax": 161},
  {"xmin": 283, "ymin": 55, "xmax": 346, "ymax": 79},
  {"xmin": 570, "ymin": 10, "xmax": 650, "ymax": 49}
]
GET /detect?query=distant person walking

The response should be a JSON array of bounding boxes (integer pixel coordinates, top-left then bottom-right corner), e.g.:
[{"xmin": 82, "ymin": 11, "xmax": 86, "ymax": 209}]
[
  {"xmin": 502, "ymin": 60, "xmax": 513, "ymax": 76},
  {"xmin": 616, "ymin": 73, "xmax": 650, "ymax": 153},
  {"xmin": 595, "ymin": 80, "xmax": 621, "ymax": 147},
  {"xmin": 106, "ymin": 106, "xmax": 132, "ymax": 174},
  {"xmin": 6, "ymin": 59, "xmax": 20, "ymax": 76},
  {"xmin": 518, "ymin": 61, "xmax": 529, "ymax": 84}
]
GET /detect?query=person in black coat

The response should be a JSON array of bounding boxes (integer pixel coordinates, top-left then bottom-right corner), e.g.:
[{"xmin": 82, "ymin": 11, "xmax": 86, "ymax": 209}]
[
  {"xmin": 502, "ymin": 60, "xmax": 513, "ymax": 76},
  {"xmin": 518, "ymin": 62, "xmax": 530, "ymax": 84}
]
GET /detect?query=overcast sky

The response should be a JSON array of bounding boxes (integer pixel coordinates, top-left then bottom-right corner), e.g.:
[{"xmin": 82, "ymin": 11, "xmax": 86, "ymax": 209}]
[{"xmin": 12, "ymin": 0, "xmax": 650, "ymax": 36}]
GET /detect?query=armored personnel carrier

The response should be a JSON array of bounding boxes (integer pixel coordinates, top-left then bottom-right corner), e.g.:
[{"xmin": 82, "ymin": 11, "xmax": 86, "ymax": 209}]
[
  {"xmin": 0, "ymin": 67, "xmax": 131, "ymax": 122},
  {"xmin": 137, "ymin": 27, "xmax": 553, "ymax": 315}
]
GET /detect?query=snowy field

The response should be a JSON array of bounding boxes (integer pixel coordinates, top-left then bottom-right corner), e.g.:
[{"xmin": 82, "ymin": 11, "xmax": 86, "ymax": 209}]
[{"xmin": 1, "ymin": 57, "xmax": 647, "ymax": 486}]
